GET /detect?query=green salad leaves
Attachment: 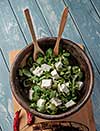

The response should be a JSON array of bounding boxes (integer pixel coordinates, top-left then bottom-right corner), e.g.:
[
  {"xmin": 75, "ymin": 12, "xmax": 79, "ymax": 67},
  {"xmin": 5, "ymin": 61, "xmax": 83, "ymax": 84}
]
[{"xmin": 18, "ymin": 48, "xmax": 84, "ymax": 115}]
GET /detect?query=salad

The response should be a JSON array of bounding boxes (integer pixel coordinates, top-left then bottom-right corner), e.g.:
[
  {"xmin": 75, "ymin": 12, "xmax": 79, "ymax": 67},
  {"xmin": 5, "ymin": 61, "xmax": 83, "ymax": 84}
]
[{"xmin": 18, "ymin": 48, "xmax": 84, "ymax": 115}]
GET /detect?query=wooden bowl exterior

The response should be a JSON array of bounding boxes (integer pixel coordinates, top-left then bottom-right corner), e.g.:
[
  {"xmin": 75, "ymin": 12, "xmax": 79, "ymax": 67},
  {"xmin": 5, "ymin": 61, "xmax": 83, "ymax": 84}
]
[
  {"xmin": 32, "ymin": 121, "xmax": 89, "ymax": 131},
  {"xmin": 10, "ymin": 37, "xmax": 94, "ymax": 119}
]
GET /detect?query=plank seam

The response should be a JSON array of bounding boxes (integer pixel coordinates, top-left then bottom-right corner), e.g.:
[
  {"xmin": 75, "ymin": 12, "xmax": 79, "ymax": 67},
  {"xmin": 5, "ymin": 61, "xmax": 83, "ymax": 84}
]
[
  {"xmin": 0, "ymin": 48, "xmax": 10, "ymax": 72},
  {"xmin": 63, "ymin": 0, "xmax": 100, "ymax": 75},
  {"xmin": 7, "ymin": 0, "xmax": 28, "ymax": 45},
  {"xmin": 89, "ymin": 0, "xmax": 100, "ymax": 19},
  {"xmin": 0, "ymin": 125, "xmax": 3, "ymax": 131},
  {"xmin": 35, "ymin": 0, "xmax": 53, "ymax": 37}
]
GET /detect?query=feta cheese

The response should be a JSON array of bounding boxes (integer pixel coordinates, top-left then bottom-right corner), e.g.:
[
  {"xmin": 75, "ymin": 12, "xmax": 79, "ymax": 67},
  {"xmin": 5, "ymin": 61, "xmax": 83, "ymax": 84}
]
[
  {"xmin": 55, "ymin": 61, "xmax": 63, "ymax": 70},
  {"xmin": 76, "ymin": 81, "xmax": 83, "ymax": 90},
  {"xmin": 29, "ymin": 88, "xmax": 34, "ymax": 100},
  {"xmin": 65, "ymin": 100, "xmax": 76, "ymax": 108},
  {"xmin": 50, "ymin": 98, "xmax": 62, "ymax": 107},
  {"xmin": 32, "ymin": 66, "xmax": 43, "ymax": 77},
  {"xmin": 37, "ymin": 99, "xmax": 46, "ymax": 108},
  {"xmin": 41, "ymin": 79, "xmax": 52, "ymax": 88},
  {"xmin": 33, "ymin": 80, "xmax": 35, "ymax": 83},
  {"xmin": 41, "ymin": 64, "xmax": 51, "ymax": 72},
  {"xmin": 65, "ymin": 82, "xmax": 70, "ymax": 87},
  {"xmin": 58, "ymin": 83, "xmax": 69, "ymax": 94},
  {"xmin": 51, "ymin": 69, "xmax": 60, "ymax": 79}
]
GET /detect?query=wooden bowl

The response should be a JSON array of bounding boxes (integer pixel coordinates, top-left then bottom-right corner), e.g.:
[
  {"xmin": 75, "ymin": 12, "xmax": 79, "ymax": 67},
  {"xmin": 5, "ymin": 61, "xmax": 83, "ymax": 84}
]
[{"xmin": 10, "ymin": 37, "xmax": 94, "ymax": 119}]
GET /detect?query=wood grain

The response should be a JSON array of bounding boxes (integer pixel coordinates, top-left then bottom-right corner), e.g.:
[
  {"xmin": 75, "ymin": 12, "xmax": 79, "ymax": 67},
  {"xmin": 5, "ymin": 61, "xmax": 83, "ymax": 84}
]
[
  {"xmin": 8, "ymin": 0, "xmax": 52, "ymax": 43},
  {"xmin": 9, "ymin": 45, "xmax": 96, "ymax": 131},
  {"xmin": 36, "ymin": 0, "xmax": 83, "ymax": 44},
  {"xmin": 90, "ymin": 0, "xmax": 100, "ymax": 13},
  {"xmin": 64, "ymin": 0, "xmax": 100, "ymax": 73},
  {"xmin": 0, "ymin": 0, "xmax": 27, "ymax": 66},
  {"xmin": 0, "ymin": 51, "xmax": 13, "ymax": 130}
]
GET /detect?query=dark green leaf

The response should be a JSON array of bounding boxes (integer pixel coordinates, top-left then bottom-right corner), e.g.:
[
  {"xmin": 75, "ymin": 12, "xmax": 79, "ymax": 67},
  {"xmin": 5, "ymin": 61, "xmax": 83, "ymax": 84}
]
[
  {"xmin": 63, "ymin": 52, "xmax": 70, "ymax": 57},
  {"xmin": 23, "ymin": 68, "xmax": 32, "ymax": 77},
  {"xmin": 18, "ymin": 69, "xmax": 23, "ymax": 76},
  {"xmin": 36, "ymin": 57, "xmax": 44, "ymax": 64},
  {"xmin": 46, "ymin": 48, "xmax": 53, "ymax": 57},
  {"xmin": 30, "ymin": 103, "xmax": 37, "ymax": 109}
]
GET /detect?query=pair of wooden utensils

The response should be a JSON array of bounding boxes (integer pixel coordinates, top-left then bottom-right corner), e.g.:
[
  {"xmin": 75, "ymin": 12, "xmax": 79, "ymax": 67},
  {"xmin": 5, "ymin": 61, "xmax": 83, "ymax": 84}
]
[{"xmin": 24, "ymin": 7, "xmax": 69, "ymax": 61}]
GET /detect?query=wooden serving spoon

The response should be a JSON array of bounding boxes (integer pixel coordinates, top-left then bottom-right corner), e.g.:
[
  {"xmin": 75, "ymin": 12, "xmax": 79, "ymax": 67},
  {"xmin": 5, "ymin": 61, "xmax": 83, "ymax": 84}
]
[
  {"xmin": 24, "ymin": 8, "xmax": 44, "ymax": 61},
  {"xmin": 53, "ymin": 7, "xmax": 69, "ymax": 56}
]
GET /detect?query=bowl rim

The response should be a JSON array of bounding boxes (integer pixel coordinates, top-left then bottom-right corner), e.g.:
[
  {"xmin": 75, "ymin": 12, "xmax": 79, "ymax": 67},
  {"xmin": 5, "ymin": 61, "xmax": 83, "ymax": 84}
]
[{"xmin": 10, "ymin": 37, "xmax": 94, "ymax": 119}]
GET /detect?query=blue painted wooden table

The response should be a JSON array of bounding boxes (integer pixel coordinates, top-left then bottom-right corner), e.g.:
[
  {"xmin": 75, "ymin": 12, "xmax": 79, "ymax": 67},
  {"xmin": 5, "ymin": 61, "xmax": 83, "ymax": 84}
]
[{"xmin": 0, "ymin": 0, "xmax": 100, "ymax": 130}]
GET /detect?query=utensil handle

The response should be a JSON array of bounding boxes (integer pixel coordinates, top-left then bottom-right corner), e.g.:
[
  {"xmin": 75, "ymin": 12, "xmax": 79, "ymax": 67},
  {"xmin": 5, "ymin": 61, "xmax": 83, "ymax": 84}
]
[
  {"xmin": 58, "ymin": 7, "xmax": 68, "ymax": 38},
  {"xmin": 24, "ymin": 8, "xmax": 37, "ymax": 44}
]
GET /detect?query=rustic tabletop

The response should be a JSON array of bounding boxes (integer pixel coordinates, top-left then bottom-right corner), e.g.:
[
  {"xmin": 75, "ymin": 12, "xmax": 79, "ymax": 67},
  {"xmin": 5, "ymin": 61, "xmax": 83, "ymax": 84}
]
[{"xmin": 0, "ymin": 0, "xmax": 100, "ymax": 131}]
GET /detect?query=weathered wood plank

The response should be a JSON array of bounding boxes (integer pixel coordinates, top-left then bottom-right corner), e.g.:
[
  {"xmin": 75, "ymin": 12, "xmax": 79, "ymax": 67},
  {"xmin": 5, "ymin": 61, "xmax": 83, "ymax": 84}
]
[
  {"xmin": 0, "ymin": 0, "xmax": 27, "ymax": 66},
  {"xmin": 8, "ymin": 0, "xmax": 52, "ymax": 43},
  {"xmin": 90, "ymin": 0, "xmax": 100, "ymax": 15},
  {"xmin": 36, "ymin": 0, "xmax": 83, "ymax": 44},
  {"xmin": 0, "ymin": 50, "xmax": 13, "ymax": 131},
  {"xmin": 91, "ymin": 71, "xmax": 100, "ymax": 130},
  {"xmin": 64, "ymin": 0, "xmax": 100, "ymax": 73}
]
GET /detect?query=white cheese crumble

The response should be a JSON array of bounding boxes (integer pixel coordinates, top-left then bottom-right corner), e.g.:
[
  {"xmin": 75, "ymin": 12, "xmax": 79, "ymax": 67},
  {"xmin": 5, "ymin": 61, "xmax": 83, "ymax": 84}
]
[
  {"xmin": 51, "ymin": 69, "xmax": 60, "ymax": 79},
  {"xmin": 76, "ymin": 81, "xmax": 83, "ymax": 90},
  {"xmin": 50, "ymin": 98, "xmax": 62, "ymax": 107},
  {"xmin": 58, "ymin": 83, "xmax": 69, "ymax": 94},
  {"xmin": 37, "ymin": 99, "xmax": 46, "ymax": 108},
  {"xmin": 41, "ymin": 79, "xmax": 52, "ymax": 88},
  {"xmin": 65, "ymin": 100, "xmax": 76, "ymax": 108},
  {"xmin": 29, "ymin": 88, "xmax": 34, "ymax": 100},
  {"xmin": 32, "ymin": 66, "xmax": 43, "ymax": 77},
  {"xmin": 41, "ymin": 64, "xmax": 51, "ymax": 72},
  {"xmin": 55, "ymin": 61, "xmax": 63, "ymax": 70},
  {"xmin": 65, "ymin": 82, "xmax": 70, "ymax": 87}
]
